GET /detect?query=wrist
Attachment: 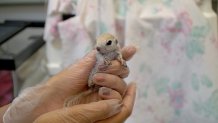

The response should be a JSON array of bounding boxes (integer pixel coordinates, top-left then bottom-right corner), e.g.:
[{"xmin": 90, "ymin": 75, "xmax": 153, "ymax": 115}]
[{"xmin": 2, "ymin": 84, "xmax": 54, "ymax": 123}]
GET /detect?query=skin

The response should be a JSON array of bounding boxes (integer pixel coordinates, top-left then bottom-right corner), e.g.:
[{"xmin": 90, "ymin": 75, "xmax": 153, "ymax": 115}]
[
  {"xmin": 33, "ymin": 83, "xmax": 136, "ymax": 123},
  {"xmin": 1, "ymin": 45, "xmax": 137, "ymax": 123},
  {"xmin": 97, "ymin": 82, "xmax": 136, "ymax": 123},
  {"xmin": 0, "ymin": 104, "xmax": 9, "ymax": 123}
]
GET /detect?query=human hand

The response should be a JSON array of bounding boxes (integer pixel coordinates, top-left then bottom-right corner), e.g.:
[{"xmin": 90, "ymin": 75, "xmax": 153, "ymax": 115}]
[
  {"xmin": 3, "ymin": 46, "xmax": 136, "ymax": 123},
  {"xmin": 33, "ymin": 83, "xmax": 136, "ymax": 123},
  {"xmin": 50, "ymin": 45, "xmax": 136, "ymax": 105},
  {"xmin": 96, "ymin": 83, "xmax": 136, "ymax": 123}
]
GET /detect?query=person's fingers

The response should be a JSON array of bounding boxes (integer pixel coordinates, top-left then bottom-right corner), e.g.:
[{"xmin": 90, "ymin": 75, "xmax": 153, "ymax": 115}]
[
  {"xmin": 120, "ymin": 82, "xmax": 136, "ymax": 117},
  {"xmin": 93, "ymin": 73, "xmax": 127, "ymax": 95},
  {"xmin": 121, "ymin": 45, "xmax": 137, "ymax": 61},
  {"xmin": 34, "ymin": 99, "xmax": 122, "ymax": 123},
  {"xmin": 46, "ymin": 45, "xmax": 136, "ymax": 95},
  {"xmin": 96, "ymin": 82, "xmax": 136, "ymax": 123},
  {"xmin": 99, "ymin": 60, "xmax": 129, "ymax": 78},
  {"xmin": 98, "ymin": 87, "xmax": 122, "ymax": 101}
]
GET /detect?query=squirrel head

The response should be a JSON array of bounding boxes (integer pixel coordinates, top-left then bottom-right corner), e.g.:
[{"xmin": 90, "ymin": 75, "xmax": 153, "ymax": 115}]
[{"xmin": 96, "ymin": 33, "xmax": 119, "ymax": 54}]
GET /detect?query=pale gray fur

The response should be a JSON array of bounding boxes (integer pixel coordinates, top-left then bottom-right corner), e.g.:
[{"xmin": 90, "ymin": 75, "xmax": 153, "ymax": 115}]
[{"xmin": 88, "ymin": 51, "xmax": 120, "ymax": 87}]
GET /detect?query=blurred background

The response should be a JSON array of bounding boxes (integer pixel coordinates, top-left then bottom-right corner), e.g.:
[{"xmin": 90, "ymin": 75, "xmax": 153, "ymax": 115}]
[
  {"xmin": 0, "ymin": 0, "xmax": 47, "ymax": 106},
  {"xmin": 0, "ymin": 0, "xmax": 217, "ymax": 123}
]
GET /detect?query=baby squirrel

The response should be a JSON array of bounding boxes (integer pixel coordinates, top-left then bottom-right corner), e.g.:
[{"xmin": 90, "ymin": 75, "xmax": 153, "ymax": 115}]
[{"xmin": 64, "ymin": 33, "xmax": 127, "ymax": 107}]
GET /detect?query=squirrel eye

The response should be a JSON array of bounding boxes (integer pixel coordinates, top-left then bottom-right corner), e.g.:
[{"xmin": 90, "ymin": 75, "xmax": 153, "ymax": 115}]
[{"xmin": 106, "ymin": 40, "xmax": 112, "ymax": 45}]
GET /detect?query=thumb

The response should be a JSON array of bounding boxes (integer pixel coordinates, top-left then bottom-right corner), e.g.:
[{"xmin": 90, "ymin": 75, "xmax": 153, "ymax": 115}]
[
  {"xmin": 64, "ymin": 99, "xmax": 122, "ymax": 123},
  {"xmin": 48, "ymin": 50, "xmax": 97, "ymax": 92}
]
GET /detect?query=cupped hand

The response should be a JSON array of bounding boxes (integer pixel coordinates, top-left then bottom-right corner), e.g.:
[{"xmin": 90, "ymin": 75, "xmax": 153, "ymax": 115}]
[
  {"xmin": 46, "ymin": 45, "xmax": 136, "ymax": 107},
  {"xmin": 33, "ymin": 83, "xmax": 136, "ymax": 123},
  {"xmin": 3, "ymin": 46, "xmax": 136, "ymax": 123}
]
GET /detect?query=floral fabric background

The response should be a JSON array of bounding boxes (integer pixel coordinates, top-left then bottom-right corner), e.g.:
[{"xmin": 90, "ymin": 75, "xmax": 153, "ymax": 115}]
[{"xmin": 44, "ymin": 0, "xmax": 218, "ymax": 123}]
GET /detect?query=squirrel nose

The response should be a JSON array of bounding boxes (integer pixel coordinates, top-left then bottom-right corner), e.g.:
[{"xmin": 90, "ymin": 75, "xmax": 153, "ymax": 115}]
[{"xmin": 96, "ymin": 47, "xmax": 100, "ymax": 51}]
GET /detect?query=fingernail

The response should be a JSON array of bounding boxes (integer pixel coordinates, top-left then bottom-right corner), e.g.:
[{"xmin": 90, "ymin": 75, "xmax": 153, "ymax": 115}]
[
  {"xmin": 107, "ymin": 99, "xmax": 122, "ymax": 116},
  {"xmin": 99, "ymin": 87, "xmax": 111, "ymax": 96}
]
